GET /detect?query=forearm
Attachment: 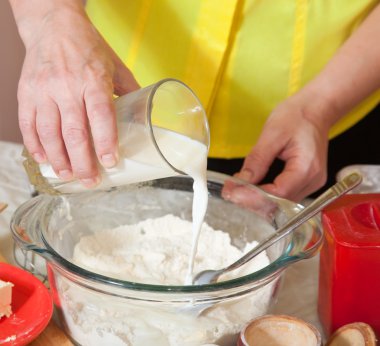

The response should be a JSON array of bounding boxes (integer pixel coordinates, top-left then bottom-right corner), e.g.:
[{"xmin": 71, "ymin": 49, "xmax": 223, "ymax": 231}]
[
  {"xmin": 302, "ymin": 4, "xmax": 380, "ymax": 128},
  {"xmin": 9, "ymin": 0, "xmax": 87, "ymax": 47}
]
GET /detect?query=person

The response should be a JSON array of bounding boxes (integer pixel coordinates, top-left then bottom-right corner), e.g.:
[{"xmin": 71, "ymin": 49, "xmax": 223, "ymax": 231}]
[{"xmin": 8, "ymin": 0, "xmax": 380, "ymax": 202}]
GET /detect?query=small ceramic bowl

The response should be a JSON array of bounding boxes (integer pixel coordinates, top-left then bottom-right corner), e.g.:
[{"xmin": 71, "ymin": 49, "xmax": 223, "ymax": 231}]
[
  {"xmin": 326, "ymin": 322, "xmax": 377, "ymax": 346},
  {"xmin": 0, "ymin": 263, "xmax": 53, "ymax": 345},
  {"xmin": 237, "ymin": 314, "xmax": 322, "ymax": 346}
]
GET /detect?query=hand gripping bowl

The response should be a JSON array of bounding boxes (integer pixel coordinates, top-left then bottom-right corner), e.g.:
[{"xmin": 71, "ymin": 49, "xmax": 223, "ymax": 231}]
[{"xmin": 10, "ymin": 171, "xmax": 322, "ymax": 346}]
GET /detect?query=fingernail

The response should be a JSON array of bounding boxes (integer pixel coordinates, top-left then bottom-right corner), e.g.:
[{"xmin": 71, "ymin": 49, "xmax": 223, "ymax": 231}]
[
  {"xmin": 101, "ymin": 153, "xmax": 117, "ymax": 168},
  {"xmin": 237, "ymin": 170, "xmax": 253, "ymax": 181},
  {"xmin": 221, "ymin": 189, "xmax": 231, "ymax": 199},
  {"xmin": 33, "ymin": 153, "xmax": 46, "ymax": 163},
  {"xmin": 80, "ymin": 176, "xmax": 101, "ymax": 188},
  {"xmin": 58, "ymin": 170, "xmax": 73, "ymax": 181}
]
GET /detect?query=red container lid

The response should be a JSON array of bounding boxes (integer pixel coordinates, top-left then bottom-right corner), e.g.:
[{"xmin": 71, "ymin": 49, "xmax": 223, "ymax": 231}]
[{"xmin": 322, "ymin": 194, "xmax": 380, "ymax": 248}]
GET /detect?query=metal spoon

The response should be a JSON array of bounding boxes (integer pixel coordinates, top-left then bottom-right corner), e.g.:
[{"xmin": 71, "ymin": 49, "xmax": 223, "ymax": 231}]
[{"xmin": 193, "ymin": 172, "xmax": 362, "ymax": 286}]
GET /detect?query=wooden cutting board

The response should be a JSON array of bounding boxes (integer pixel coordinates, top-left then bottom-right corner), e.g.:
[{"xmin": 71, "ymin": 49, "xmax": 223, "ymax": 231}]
[{"xmin": 0, "ymin": 250, "xmax": 73, "ymax": 345}]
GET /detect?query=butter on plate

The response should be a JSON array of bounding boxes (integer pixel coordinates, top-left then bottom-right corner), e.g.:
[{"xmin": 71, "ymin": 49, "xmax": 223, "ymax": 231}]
[{"xmin": 0, "ymin": 279, "xmax": 13, "ymax": 319}]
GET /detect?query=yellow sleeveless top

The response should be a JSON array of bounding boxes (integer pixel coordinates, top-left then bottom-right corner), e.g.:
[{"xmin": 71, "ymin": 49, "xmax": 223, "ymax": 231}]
[{"xmin": 86, "ymin": 0, "xmax": 380, "ymax": 158}]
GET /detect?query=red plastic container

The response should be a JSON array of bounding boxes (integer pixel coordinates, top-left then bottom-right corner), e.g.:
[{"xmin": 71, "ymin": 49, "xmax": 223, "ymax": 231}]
[{"xmin": 318, "ymin": 194, "xmax": 380, "ymax": 338}]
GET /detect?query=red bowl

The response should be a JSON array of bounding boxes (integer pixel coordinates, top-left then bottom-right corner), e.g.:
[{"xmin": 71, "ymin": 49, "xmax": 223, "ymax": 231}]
[{"xmin": 0, "ymin": 263, "xmax": 53, "ymax": 345}]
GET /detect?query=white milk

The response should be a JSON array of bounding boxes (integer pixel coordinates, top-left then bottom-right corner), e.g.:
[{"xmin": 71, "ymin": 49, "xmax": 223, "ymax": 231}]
[
  {"xmin": 147, "ymin": 126, "xmax": 209, "ymax": 284},
  {"xmin": 183, "ymin": 152, "xmax": 208, "ymax": 285},
  {"xmin": 39, "ymin": 123, "xmax": 209, "ymax": 283}
]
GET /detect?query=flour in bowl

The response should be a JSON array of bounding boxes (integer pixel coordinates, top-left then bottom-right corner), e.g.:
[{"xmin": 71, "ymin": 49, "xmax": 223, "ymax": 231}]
[
  {"xmin": 73, "ymin": 214, "xmax": 269, "ymax": 285},
  {"xmin": 57, "ymin": 214, "xmax": 276, "ymax": 346}
]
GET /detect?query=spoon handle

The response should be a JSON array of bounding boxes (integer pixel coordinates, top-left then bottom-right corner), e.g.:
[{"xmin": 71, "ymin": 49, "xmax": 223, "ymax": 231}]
[{"xmin": 225, "ymin": 172, "xmax": 362, "ymax": 272}]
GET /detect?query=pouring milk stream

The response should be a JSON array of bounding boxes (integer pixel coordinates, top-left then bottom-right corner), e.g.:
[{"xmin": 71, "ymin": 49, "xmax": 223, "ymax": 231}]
[{"xmin": 23, "ymin": 79, "xmax": 209, "ymax": 284}]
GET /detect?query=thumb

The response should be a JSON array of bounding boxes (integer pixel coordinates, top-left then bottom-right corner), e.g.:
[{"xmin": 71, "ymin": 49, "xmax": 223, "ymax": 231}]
[{"xmin": 237, "ymin": 135, "xmax": 284, "ymax": 185}]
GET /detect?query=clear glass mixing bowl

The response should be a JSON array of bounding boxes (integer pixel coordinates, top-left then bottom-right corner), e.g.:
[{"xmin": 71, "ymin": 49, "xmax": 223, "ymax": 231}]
[{"xmin": 10, "ymin": 171, "xmax": 322, "ymax": 346}]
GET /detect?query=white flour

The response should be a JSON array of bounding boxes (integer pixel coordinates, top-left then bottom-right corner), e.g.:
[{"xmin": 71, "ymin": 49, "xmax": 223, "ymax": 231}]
[
  {"xmin": 73, "ymin": 214, "xmax": 267, "ymax": 285},
  {"xmin": 58, "ymin": 214, "xmax": 275, "ymax": 346}
]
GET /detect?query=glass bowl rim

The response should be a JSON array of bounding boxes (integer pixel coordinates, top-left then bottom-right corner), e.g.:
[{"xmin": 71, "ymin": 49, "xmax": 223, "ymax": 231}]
[{"xmin": 11, "ymin": 171, "xmax": 323, "ymax": 294}]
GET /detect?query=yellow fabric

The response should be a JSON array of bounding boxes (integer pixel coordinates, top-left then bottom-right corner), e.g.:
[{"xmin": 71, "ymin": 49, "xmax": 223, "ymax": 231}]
[
  {"xmin": 288, "ymin": 0, "xmax": 308, "ymax": 96},
  {"xmin": 86, "ymin": 0, "xmax": 380, "ymax": 159}
]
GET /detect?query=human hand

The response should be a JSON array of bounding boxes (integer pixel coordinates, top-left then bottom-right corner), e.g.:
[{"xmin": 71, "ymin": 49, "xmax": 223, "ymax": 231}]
[
  {"xmin": 221, "ymin": 178, "xmax": 278, "ymax": 221},
  {"xmin": 235, "ymin": 93, "xmax": 331, "ymax": 202},
  {"xmin": 234, "ymin": 3, "xmax": 380, "ymax": 202},
  {"xmin": 12, "ymin": 0, "xmax": 139, "ymax": 187}
]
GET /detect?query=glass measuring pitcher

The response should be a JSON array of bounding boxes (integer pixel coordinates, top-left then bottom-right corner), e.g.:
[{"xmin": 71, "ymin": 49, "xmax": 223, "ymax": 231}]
[{"xmin": 23, "ymin": 78, "xmax": 210, "ymax": 194}]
